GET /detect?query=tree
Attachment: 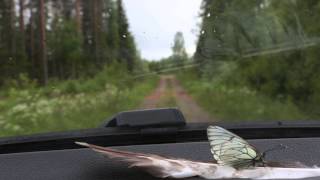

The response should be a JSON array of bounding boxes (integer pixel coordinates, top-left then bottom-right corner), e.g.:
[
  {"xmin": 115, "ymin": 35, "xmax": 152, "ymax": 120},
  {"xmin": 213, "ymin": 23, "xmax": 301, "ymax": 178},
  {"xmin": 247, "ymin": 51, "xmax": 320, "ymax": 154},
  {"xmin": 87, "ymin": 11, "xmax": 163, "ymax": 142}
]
[
  {"xmin": 75, "ymin": 0, "xmax": 81, "ymax": 33},
  {"xmin": 194, "ymin": 0, "xmax": 320, "ymax": 114},
  {"xmin": 171, "ymin": 31, "xmax": 188, "ymax": 67},
  {"xmin": 172, "ymin": 32, "xmax": 188, "ymax": 58},
  {"xmin": 0, "ymin": 0, "xmax": 27, "ymax": 85},
  {"xmin": 105, "ymin": 0, "xmax": 120, "ymax": 62},
  {"xmin": 0, "ymin": 0, "xmax": 142, "ymax": 87},
  {"xmin": 39, "ymin": 0, "xmax": 48, "ymax": 85},
  {"xmin": 117, "ymin": 0, "xmax": 137, "ymax": 72},
  {"xmin": 19, "ymin": 0, "xmax": 25, "ymax": 33}
]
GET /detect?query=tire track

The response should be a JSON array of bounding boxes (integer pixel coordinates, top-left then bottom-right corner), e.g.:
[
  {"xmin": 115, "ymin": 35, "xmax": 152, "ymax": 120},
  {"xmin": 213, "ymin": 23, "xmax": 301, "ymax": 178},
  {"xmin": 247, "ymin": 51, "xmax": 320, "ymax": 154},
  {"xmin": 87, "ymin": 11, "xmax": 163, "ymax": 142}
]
[{"xmin": 141, "ymin": 75, "xmax": 214, "ymax": 122}]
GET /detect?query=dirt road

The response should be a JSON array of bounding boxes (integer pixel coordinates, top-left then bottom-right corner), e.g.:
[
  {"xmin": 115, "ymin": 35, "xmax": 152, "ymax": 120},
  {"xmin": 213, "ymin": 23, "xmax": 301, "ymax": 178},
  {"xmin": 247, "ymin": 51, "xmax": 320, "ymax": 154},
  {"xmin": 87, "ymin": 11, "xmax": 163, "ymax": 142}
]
[{"xmin": 141, "ymin": 75, "xmax": 214, "ymax": 122}]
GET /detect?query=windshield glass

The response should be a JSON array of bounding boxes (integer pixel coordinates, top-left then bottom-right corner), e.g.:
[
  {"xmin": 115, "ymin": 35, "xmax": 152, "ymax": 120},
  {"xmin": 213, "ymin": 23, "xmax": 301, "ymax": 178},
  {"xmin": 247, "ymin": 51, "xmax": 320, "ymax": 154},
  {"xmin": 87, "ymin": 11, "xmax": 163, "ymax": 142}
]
[{"xmin": 0, "ymin": 0, "xmax": 318, "ymax": 137}]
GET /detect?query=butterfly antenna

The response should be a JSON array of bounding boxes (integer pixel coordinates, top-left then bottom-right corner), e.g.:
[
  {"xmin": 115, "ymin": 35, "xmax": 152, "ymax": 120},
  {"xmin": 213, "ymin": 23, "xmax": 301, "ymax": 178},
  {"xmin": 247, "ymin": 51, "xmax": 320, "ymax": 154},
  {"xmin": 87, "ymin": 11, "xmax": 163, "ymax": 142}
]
[{"xmin": 262, "ymin": 144, "xmax": 288, "ymax": 157}]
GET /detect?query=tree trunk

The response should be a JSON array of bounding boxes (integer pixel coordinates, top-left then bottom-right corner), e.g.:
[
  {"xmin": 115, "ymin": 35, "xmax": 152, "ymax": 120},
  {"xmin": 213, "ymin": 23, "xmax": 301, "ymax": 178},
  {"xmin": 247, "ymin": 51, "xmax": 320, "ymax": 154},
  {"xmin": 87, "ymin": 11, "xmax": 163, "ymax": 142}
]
[
  {"xmin": 29, "ymin": 7, "xmax": 35, "ymax": 78},
  {"xmin": 9, "ymin": 0, "xmax": 16, "ymax": 62},
  {"xmin": 39, "ymin": 0, "xmax": 48, "ymax": 85},
  {"xmin": 93, "ymin": 0, "xmax": 100, "ymax": 65},
  {"xmin": 19, "ymin": 0, "xmax": 27, "ymax": 63},
  {"xmin": 19, "ymin": 0, "xmax": 25, "ymax": 33},
  {"xmin": 75, "ymin": 0, "xmax": 81, "ymax": 33}
]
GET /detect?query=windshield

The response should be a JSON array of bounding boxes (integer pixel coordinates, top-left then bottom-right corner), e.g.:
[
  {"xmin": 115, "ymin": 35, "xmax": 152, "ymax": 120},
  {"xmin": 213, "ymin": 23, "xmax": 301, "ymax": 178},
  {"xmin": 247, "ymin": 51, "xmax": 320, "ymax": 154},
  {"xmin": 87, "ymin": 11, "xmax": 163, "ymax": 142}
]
[{"xmin": 0, "ymin": 0, "xmax": 318, "ymax": 137}]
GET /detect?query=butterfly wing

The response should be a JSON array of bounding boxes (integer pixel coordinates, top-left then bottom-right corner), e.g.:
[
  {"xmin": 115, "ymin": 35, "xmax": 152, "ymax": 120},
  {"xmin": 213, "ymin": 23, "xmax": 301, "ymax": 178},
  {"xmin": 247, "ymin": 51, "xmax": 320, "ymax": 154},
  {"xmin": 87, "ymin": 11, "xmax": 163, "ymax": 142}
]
[{"xmin": 207, "ymin": 126, "xmax": 262, "ymax": 168}]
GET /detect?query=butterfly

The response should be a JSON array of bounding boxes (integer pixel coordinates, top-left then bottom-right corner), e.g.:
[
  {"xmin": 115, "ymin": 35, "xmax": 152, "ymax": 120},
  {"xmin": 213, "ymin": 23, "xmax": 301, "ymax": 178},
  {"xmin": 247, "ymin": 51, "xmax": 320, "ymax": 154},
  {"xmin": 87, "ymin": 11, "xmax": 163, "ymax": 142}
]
[{"xmin": 207, "ymin": 126, "xmax": 266, "ymax": 169}]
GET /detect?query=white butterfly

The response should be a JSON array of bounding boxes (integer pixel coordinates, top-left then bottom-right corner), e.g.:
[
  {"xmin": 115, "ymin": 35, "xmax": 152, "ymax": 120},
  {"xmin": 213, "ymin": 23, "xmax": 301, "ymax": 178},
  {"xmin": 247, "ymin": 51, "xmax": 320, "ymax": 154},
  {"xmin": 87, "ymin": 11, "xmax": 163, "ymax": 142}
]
[
  {"xmin": 76, "ymin": 126, "xmax": 320, "ymax": 179},
  {"xmin": 207, "ymin": 126, "xmax": 265, "ymax": 169}
]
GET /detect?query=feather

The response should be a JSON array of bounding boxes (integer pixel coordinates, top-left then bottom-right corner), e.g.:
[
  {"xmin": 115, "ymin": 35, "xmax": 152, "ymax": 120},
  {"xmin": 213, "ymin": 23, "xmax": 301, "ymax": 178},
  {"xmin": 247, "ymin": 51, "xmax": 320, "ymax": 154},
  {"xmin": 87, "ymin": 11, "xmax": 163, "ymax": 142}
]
[
  {"xmin": 76, "ymin": 142, "xmax": 320, "ymax": 179},
  {"xmin": 238, "ymin": 167, "xmax": 320, "ymax": 179},
  {"xmin": 75, "ymin": 142, "xmax": 235, "ymax": 179}
]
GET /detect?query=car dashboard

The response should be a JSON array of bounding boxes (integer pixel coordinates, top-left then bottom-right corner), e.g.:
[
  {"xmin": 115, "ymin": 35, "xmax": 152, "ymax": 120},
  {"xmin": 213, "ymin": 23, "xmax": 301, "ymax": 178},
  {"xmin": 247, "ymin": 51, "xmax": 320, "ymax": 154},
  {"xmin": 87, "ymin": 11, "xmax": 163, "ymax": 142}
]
[{"xmin": 1, "ymin": 137, "xmax": 320, "ymax": 180}]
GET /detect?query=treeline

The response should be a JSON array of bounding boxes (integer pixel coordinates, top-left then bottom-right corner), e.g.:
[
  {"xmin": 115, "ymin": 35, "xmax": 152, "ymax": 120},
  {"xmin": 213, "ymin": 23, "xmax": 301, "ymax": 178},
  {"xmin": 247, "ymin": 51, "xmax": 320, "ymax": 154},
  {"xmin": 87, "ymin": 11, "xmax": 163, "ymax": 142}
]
[
  {"xmin": 0, "ymin": 0, "xmax": 140, "ymax": 87},
  {"xmin": 149, "ymin": 31, "xmax": 190, "ymax": 73},
  {"xmin": 194, "ymin": 0, "xmax": 320, "ymax": 115}
]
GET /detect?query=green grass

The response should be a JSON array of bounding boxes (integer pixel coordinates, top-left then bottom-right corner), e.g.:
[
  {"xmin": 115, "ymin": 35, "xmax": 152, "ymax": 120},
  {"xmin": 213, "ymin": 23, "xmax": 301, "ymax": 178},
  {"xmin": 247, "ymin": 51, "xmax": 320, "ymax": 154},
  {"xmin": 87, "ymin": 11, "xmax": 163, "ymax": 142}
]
[
  {"xmin": 177, "ymin": 71, "xmax": 309, "ymax": 122},
  {"xmin": 0, "ymin": 67, "xmax": 158, "ymax": 137}
]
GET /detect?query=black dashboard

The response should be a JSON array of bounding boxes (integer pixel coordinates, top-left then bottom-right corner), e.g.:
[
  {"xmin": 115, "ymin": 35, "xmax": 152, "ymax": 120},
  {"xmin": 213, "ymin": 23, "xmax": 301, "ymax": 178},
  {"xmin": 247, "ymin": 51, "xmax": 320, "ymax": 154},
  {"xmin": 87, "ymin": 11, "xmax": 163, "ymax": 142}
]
[{"xmin": 1, "ymin": 137, "xmax": 320, "ymax": 180}]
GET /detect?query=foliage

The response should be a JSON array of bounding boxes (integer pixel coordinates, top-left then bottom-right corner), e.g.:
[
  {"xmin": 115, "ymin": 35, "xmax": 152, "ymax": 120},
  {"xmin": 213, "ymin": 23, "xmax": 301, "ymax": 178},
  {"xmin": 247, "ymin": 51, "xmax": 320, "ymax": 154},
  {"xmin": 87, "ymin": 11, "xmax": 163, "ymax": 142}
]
[
  {"xmin": 148, "ymin": 31, "xmax": 191, "ymax": 74},
  {"xmin": 0, "ymin": 0, "xmax": 140, "ymax": 86},
  {"xmin": 117, "ymin": 0, "xmax": 138, "ymax": 72},
  {"xmin": 172, "ymin": 32, "xmax": 187, "ymax": 56},
  {"xmin": 0, "ymin": 0, "xmax": 152, "ymax": 137},
  {"xmin": 177, "ymin": 70, "xmax": 308, "ymax": 121},
  {"xmin": 194, "ymin": 0, "xmax": 320, "ymax": 116},
  {"xmin": 0, "ymin": 66, "xmax": 158, "ymax": 137}
]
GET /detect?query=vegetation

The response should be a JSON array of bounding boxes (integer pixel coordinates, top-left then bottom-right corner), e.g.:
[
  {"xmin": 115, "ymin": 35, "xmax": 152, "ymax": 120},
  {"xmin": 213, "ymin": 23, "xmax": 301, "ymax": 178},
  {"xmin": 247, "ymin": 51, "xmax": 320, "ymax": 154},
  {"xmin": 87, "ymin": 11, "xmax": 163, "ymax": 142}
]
[
  {"xmin": 0, "ymin": 66, "xmax": 158, "ymax": 137},
  {"xmin": 148, "ymin": 32, "xmax": 191, "ymax": 73},
  {"xmin": 0, "ymin": 0, "xmax": 154, "ymax": 137},
  {"xmin": 177, "ymin": 69, "xmax": 307, "ymax": 121},
  {"xmin": 1, "ymin": 0, "xmax": 320, "ymax": 136},
  {"xmin": 0, "ymin": 0, "xmax": 141, "ymax": 86},
  {"xmin": 188, "ymin": 0, "xmax": 320, "ymax": 120}
]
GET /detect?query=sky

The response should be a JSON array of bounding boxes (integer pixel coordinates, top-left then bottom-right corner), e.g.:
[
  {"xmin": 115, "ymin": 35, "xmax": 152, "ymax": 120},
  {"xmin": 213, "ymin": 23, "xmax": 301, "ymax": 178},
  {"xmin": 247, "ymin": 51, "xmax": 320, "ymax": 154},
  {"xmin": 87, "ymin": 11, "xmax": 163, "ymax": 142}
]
[{"xmin": 123, "ymin": 0, "xmax": 202, "ymax": 60}]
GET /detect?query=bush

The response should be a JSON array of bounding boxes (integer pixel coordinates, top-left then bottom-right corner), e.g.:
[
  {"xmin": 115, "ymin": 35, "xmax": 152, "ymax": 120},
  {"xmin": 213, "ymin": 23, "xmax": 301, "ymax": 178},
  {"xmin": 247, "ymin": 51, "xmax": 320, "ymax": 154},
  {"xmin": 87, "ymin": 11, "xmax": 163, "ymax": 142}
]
[
  {"xmin": 0, "ymin": 66, "xmax": 158, "ymax": 137},
  {"xmin": 177, "ymin": 69, "xmax": 309, "ymax": 121}
]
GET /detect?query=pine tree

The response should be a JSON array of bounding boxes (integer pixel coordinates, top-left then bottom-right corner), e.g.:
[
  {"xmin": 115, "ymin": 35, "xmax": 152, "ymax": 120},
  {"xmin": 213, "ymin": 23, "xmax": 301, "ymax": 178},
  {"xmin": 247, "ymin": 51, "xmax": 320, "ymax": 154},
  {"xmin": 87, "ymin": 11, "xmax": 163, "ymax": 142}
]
[
  {"xmin": 117, "ymin": 0, "xmax": 137, "ymax": 72},
  {"xmin": 105, "ymin": 0, "xmax": 120, "ymax": 62},
  {"xmin": 0, "ymin": 0, "xmax": 141, "ymax": 86}
]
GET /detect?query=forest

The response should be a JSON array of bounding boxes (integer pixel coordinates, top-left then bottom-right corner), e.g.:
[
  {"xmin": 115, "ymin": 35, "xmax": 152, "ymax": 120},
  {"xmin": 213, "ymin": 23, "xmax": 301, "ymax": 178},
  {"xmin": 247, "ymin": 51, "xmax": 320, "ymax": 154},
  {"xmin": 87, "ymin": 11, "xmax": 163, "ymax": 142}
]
[
  {"xmin": 0, "ymin": 0, "xmax": 320, "ymax": 137},
  {"xmin": 0, "ymin": 0, "xmax": 144, "ymax": 85},
  {"xmin": 188, "ymin": 0, "xmax": 320, "ymax": 120},
  {"xmin": 0, "ymin": 0, "xmax": 155, "ymax": 137}
]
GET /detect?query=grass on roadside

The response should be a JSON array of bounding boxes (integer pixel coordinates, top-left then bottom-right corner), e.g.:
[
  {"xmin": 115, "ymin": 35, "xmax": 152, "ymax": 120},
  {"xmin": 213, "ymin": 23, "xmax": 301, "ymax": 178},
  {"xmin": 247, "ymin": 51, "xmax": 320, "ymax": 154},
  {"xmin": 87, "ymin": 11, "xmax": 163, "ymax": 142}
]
[
  {"xmin": 0, "ymin": 66, "xmax": 158, "ymax": 137},
  {"xmin": 177, "ymin": 71, "xmax": 308, "ymax": 122}
]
